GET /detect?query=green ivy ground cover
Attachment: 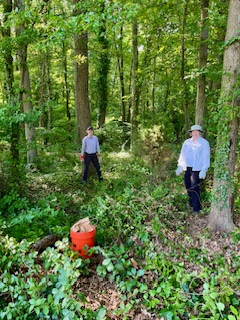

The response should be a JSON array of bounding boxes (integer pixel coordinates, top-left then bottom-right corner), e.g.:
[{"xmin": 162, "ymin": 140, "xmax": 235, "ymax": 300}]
[{"xmin": 0, "ymin": 151, "xmax": 239, "ymax": 320}]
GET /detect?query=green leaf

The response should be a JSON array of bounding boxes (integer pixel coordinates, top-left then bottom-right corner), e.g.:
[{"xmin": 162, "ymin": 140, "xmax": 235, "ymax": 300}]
[
  {"xmin": 43, "ymin": 305, "xmax": 49, "ymax": 315},
  {"xmin": 96, "ymin": 307, "xmax": 107, "ymax": 319},
  {"xmin": 230, "ymin": 305, "xmax": 239, "ymax": 316},
  {"xmin": 216, "ymin": 302, "xmax": 225, "ymax": 311},
  {"xmin": 137, "ymin": 269, "xmax": 144, "ymax": 277},
  {"xmin": 102, "ymin": 258, "xmax": 111, "ymax": 266}
]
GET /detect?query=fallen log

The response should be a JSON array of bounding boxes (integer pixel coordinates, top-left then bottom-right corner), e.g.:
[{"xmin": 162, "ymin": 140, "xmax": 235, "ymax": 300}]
[{"xmin": 31, "ymin": 234, "xmax": 59, "ymax": 254}]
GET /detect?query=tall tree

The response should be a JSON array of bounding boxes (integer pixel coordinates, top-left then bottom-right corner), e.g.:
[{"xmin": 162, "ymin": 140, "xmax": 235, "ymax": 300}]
[
  {"xmin": 180, "ymin": 0, "xmax": 190, "ymax": 133},
  {"xmin": 116, "ymin": 26, "xmax": 126, "ymax": 123},
  {"xmin": 130, "ymin": 20, "xmax": 139, "ymax": 152},
  {"xmin": 1, "ymin": 0, "xmax": 20, "ymax": 170},
  {"xmin": 15, "ymin": 0, "xmax": 37, "ymax": 164},
  {"xmin": 208, "ymin": 0, "xmax": 240, "ymax": 233},
  {"xmin": 195, "ymin": 0, "xmax": 209, "ymax": 126},
  {"xmin": 96, "ymin": 1, "xmax": 110, "ymax": 128},
  {"xmin": 73, "ymin": 0, "xmax": 91, "ymax": 143}
]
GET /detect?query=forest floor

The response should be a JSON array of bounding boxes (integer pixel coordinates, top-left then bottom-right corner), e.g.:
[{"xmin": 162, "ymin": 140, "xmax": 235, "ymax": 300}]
[
  {"xmin": 24, "ymin": 154, "xmax": 240, "ymax": 320},
  {"xmin": 71, "ymin": 212, "xmax": 240, "ymax": 320}
]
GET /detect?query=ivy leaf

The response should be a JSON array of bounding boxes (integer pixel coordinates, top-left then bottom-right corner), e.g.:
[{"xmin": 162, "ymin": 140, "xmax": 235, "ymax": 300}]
[
  {"xmin": 216, "ymin": 302, "xmax": 225, "ymax": 311},
  {"xmin": 96, "ymin": 307, "xmax": 107, "ymax": 319}
]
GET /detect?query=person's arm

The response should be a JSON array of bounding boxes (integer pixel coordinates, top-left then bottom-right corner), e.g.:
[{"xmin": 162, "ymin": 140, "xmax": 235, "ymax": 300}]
[
  {"xmin": 96, "ymin": 137, "xmax": 101, "ymax": 155},
  {"xmin": 80, "ymin": 138, "xmax": 86, "ymax": 161},
  {"xmin": 199, "ymin": 140, "xmax": 210, "ymax": 179}
]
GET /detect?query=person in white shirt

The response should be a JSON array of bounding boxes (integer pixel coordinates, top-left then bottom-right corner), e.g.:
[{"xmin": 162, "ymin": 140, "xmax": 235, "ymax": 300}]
[
  {"xmin": 80, "ymin": 126, "xmax": 103, "ymax": 183},
  {"xmin": 176, "ymin": 124, "xmax": 210, "ymax": 214}
]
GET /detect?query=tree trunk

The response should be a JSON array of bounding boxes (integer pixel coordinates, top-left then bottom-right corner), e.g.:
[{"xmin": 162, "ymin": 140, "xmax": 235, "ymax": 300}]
[
  {"xmin": 151, "ymin": 56, "xmax": 156, "ymax": 124},
  {"xmin": 97, "ymin": 3, "xmax": 110, "ymax": 128},
  {"xmin": 63, "ymin": 41, "xmax": 71, "ymax": 121},
  {"xmin": 116, "ymin": 26, "xmax": 126, "ymax": 123},
  {"xmin": 131, "ymin": 20, "xmax": 139, "ymax": 152},
  {"xmin": 180, "ymin": 0, "xmax": 190, "ymax": 133},
  {"xmin": 195, "ymin": 0, "xmax": 209, "ymax": 126},
  {"xmin": 73, "ymin": 0, "xmax": 91, "ymax": 143},
  {"xmin": 16, "ymin": 0, "xmax": 37, "ymax": 165},
  {"xmin": 2, "ymin": 0, "xmax": 20, "ymax": 177},
  {"xmin": 208, "ymin": 0, "xmax": 240, "ymax": 233}
]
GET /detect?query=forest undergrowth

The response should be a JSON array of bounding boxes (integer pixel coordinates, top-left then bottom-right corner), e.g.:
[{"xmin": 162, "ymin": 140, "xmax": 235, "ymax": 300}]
[{"xmin": 0, "ymin": 148, "xmax": 239, "ymax": 320}]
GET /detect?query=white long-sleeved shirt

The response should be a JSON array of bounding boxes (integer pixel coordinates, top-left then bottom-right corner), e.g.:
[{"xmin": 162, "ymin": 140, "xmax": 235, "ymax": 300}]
[
  {"xmin": 81, "ymin": 135, "xmax": 100, "ymax": 155},
  {"xmin": 178, "ymin": 136, "xmax": 210, "ymax": 171}
]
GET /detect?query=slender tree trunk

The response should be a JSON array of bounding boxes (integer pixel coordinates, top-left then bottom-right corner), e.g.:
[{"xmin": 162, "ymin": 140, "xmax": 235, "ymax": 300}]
[
  {"xmin": 16, "ymin": 0, "xmax": 37, "ymax": 164},
  {"xmin": 97, "ymin": 2, "xmax": 110, "ymax": 128},
  {"xmin": 73, "ymin": 0, "xmax": 91, "ymax": 143},
  {"xmin": 180, "ymin": 0, "xmax": 190, "ymax": 133},
  {"xmin": 63, "ymin": 41, "xmax": 71, "ymax": 121},
  {"xmin": 116, "ymin": 26, "xmax": 126, "ymax": 123},
  {"xmin": 195, "ymin": 0, "xmax": 209, "ymax": 126},
  {"xmin": 208, "ymin": 0, "xmax": 240, "ymax": 233},
  {"xmin": 2, "ymin": 0, "xmax": 20, "ymax": 174},
  {"xmin": 151, "ymin": 56, "xmax": 156, "ymax": 124},
  {"xmin": 39, "ymin": 60, "xmax": 46, "ymax": 128},
  {"xmin": 131, "ymin": 20, "xmax": 139, "ymax": 152}
]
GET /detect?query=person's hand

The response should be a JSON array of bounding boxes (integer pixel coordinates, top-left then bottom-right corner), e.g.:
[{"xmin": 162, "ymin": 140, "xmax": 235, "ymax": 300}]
[
  {"xmin": 199, "ymin": 169, "xmax": 207, "ymax": 179},
  {"xmin": 80, "ymin": 155, "xmax": 84, "ymax": 162},
  {"xmin": 176, "ymin": 166, "xmax": 183, "ymax": 175},
  {"xmin": 98, "ymin": 153, "xmax": 102, "ymax": 163}
]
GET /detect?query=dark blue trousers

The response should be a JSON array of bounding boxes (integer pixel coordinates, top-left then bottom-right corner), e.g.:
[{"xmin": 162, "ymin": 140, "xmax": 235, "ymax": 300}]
[
  {"xmin": 184, "ymin": 167, "xmax": 201, "ymax": 212},
  {"xmin": 82, "ymin": 153, "xmax": 102, "ymax": 182}
]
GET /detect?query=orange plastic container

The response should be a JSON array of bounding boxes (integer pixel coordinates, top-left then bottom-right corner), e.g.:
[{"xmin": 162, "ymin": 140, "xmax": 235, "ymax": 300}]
[{"xmin": 70, "ymin": 227, "xmax": 96, "ymax": 259}]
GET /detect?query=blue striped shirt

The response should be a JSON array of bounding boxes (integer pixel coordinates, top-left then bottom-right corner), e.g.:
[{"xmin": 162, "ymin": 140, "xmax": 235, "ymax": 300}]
[{"xmin": 81, "ymin": 135, "xmax": 100, "ymax": 155}]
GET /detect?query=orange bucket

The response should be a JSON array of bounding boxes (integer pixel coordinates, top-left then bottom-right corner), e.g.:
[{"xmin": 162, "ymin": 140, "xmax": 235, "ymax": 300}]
[{"xmin": 70, "ymin": 227, "xmax": 96, "ymax": 259}]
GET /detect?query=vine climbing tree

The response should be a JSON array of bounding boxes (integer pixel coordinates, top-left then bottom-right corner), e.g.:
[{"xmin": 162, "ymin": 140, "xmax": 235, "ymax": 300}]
[{"xmin": 208, "ymin": 0, "xmax": 240, "ymax": 233}]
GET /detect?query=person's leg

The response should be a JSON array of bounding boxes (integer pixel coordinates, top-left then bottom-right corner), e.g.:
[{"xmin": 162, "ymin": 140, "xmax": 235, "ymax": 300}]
[
  {"xmin": 190, "ymin": 171, "xmax": 201, "ymax": 212},
  {"xmin": 91, "ymin": 154, "xmax": 103, "ymax": 181},
  {"xmin": 184, "ymin": 168, "xmax": 192, "ymax": 207},
  {"xmin": 82, "ymin": 154, "xmax": 91, "ymax": 182}
]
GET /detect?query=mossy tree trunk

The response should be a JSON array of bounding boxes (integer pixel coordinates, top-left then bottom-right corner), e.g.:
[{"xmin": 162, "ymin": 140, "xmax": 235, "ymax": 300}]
[{"xmin": 208, "ymin": 0, "xmax": 240, "ymax": 233}]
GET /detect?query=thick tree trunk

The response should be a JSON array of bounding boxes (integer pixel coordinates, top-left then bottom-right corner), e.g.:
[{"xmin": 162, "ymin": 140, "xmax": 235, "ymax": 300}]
[
  {"xmin": 208, "ymin": 0, "xmax": 240, "ymax": 233},
  {"xmin": 195, "ymin": 0, "xmax": 209, "ymax": 126},
  {"xmin": 73, "ymin": 0, "xmax": 91, "ymax": 143}
]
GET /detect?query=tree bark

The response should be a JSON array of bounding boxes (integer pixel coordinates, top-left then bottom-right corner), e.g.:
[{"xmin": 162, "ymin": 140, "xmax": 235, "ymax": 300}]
[
  {"xmin": 73, "ymin": 0, "xmax": 91, "ymax": 143},
  {"xmin": 16, "ymin": 0, "xmax": 37, "ymax": 164},
  {"xmin": 180, "ymin": 0, "xmax": 190, "ymax": 133},
  {"xmin": 116, "ymin": 26, "xmax": 126, "ymax": 123},
  {"xmin": 131, "ymin": 20, "xmax": 139, "ymax": 152},
  {"xmin": 208, "ymin": 0, "xmax": 240, "ymax": 233},
  {"xmin": 2, "ymin": 0, "xmax": 20, "ymax": 173},
  {"xmin": 195, "ymin": 0, "xmax": 209, "ymax": 126},
  {"xmin": 97, "ymin": 2, "xmax": 110, "ymax": 128}
]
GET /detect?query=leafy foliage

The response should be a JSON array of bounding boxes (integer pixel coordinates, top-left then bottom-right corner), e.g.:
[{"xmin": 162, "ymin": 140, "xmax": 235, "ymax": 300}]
[{"xmin": 0, "ymin": 148, "xmax": 239, "ymax": 319}]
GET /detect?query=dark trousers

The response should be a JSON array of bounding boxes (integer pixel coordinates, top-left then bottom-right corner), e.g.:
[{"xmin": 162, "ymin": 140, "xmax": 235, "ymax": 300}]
[
  {"xmin": 184, "ymin": 167, "xmax": 201, "ymax": 212},
  {"xmin": 82, "ymin": 153, "xmax": 102, "ymax": 182}
]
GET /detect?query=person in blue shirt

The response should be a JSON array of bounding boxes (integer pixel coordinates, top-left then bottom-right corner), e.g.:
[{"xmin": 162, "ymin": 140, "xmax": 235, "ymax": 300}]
[
  {"xmin": 80, "ymin": 126, "xmax": 103, "ymax": 183},
  {"xmin": 176, "ymin": 124, "xmax": 210, "ymax": 214}
]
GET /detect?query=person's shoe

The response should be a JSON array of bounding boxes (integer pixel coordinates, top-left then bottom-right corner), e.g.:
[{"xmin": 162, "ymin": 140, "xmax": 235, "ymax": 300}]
[{"xmin": 192, "ymin": 211, "xmax": 199, "ymax": 215}]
